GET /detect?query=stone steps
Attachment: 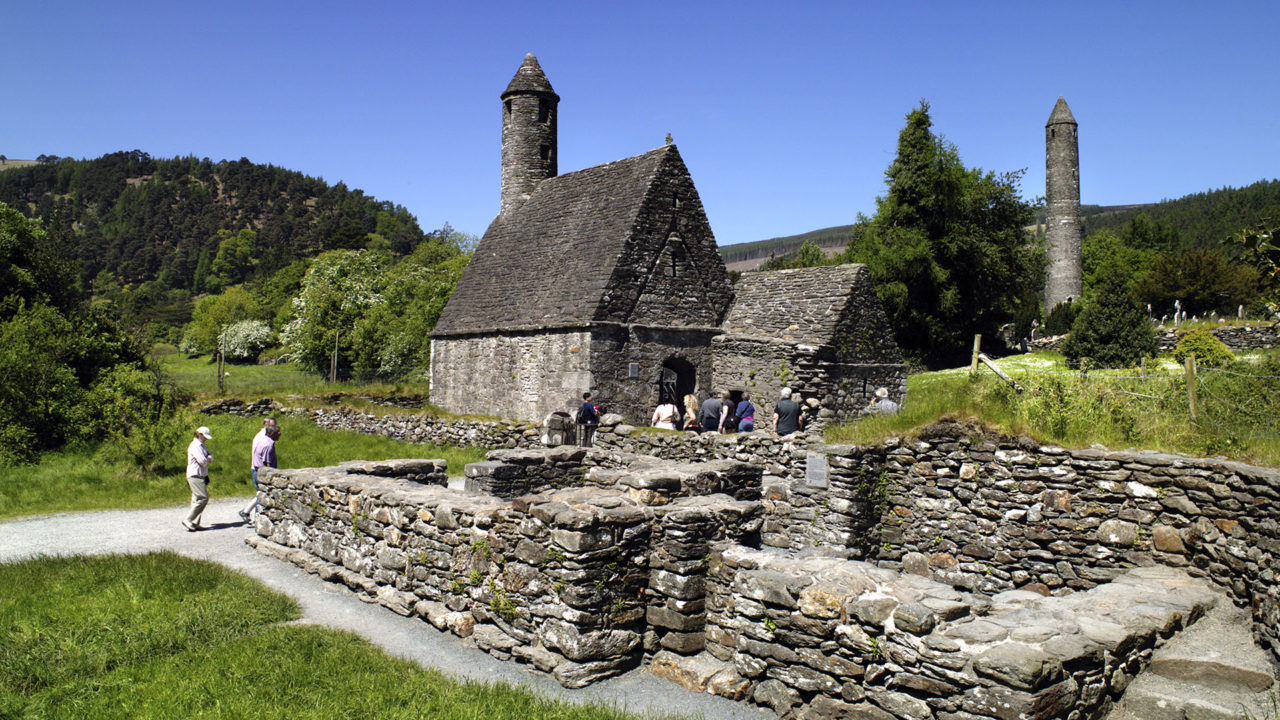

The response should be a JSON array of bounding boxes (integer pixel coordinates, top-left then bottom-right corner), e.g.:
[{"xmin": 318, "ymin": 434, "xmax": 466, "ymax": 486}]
[{"xmin": 1111, "ymin": 601, "xmax": 1277, "ymax": 720}]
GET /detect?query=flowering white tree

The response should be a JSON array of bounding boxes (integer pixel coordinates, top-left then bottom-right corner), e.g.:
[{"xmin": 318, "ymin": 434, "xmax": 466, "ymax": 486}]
[
  {"xmin": 280, "ymin": 250, "xmax": 389, "ymax": 373},
  {"xmin": 220, "ymin": 319, "xmax": 274, "ymax": 361}
]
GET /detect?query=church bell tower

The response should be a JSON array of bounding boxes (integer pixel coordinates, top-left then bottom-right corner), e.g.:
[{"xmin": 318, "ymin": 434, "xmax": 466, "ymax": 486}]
[{"xmin": 500, "ymin": 53, "xmax": 559, "ymax": 215}]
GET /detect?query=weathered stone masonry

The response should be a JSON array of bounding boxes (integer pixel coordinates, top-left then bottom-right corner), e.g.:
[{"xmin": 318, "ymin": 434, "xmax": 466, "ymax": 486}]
[
  {"xmin": 431, "ymin": 54, "xmax": 906, "ymax": 428},
  {"xmin": 248, "ymin": 425, "xmax": 1277, "ymax": 719},
  {"xmin": 772, "ymin": 421, "xmax": 1280, "ymax": 666}
]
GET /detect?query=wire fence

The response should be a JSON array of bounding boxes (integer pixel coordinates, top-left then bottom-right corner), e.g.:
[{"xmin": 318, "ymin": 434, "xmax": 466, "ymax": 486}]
[{"xmin": 972, "ymin": 350, "xmax": 1280, "ymax": 448}]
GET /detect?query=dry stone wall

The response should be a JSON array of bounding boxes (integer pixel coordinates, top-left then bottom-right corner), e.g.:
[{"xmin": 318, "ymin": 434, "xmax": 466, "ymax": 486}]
[
  {"xmin": 704, "ymin": 549, "xmax": 1219, "ymax": 720},
  {"xmin": 1030, "ymin": 323, "xmax": 1279, "ymax": 354},
  {"xmin": 767, "ymin": 421, "xmax": 1280, "ymax": 665},
  {"xmin": 249, "ymin": 450, "xmax": 764, "ymax": 689},
  {"xmin": 1154, "ymin": 323, "xmax": 1280, "ymax": 352},
  {"xmin": 244, "ymin": 439, "xmax": 1277, "ymax": 720},
  {"xmin": 298, "ymin": 407, "xmax": 540, "ymax": 449}
]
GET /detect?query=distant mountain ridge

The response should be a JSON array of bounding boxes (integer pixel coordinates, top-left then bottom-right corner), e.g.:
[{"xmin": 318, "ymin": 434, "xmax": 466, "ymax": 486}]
[
  {"xmin": 719, "ymin": 225, "xmax": 852, "ymax": 271},
  {"xmin": 721, "ymin": 180, "xmax": 1280, "ymax": 270}
]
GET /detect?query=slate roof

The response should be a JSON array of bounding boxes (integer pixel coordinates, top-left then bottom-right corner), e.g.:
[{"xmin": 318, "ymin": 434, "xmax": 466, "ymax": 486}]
[
  {"xmin": 1047, "ymin": 96, "xmax": 1076, "ymax": 125},
  {"xmin": 720, "ymin": 264, "xmax": 876, "ymax": 345},
  {"xmin": 503, "ymin": 53, "xmax": 558, "ymax": 100},
  {"xmin": 432, "ymin": 145, "xmax": 678, "ymax": 337}
]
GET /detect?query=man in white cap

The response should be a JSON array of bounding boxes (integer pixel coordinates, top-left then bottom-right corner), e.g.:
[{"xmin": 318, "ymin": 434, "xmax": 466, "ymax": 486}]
[
  {"xmin": 866, "ymin": 387, "xmax": 900, "ymax": 415},
  {"xmin": 184, "ymin": 426, "xmax": 214, "ymax": 531}
]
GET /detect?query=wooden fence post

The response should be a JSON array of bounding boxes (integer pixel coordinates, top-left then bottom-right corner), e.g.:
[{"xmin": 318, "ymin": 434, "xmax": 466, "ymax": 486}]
[
  {"xmin": 1185, "ymin": 354, "xmax": 1198, "ymax": 422},
  {"xmin": 970, "ymin": 334, "xmax": 982, "ymax": 376},
  {"xmin": 217, "ymin": 327, "xmax": 226, "ymax": 395},
  {"xmin": 330, "ymin": 331, "xmax": 340, "ymax": 384}
]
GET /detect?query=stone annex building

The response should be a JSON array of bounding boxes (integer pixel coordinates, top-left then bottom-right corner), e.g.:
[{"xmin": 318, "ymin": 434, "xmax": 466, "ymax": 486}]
[{"xmin": 431, "ymin": 54, "xmax": 906, "ymax": 425}]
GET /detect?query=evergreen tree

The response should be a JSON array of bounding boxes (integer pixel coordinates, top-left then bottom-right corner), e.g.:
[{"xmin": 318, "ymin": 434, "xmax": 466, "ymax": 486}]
[
  {"xmin": 1061, "ymin": 260, "xmax": 1156, "ymax": 369},
  {"xmin": 842, "ymin": 102, "xmax": 1042, "ymax": 367},
  {"xmin": 758, "ymin": 240, "xmax": 831, "ymax": 271}
]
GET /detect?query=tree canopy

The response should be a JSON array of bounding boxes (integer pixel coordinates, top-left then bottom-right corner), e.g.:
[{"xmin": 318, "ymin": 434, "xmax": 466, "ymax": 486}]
[
  {"xmin": 1062, "ymin": 259, "xmax": 1156, "ymax": 369},
  {"xmin": 0, "ymin": 151, "xmax": 432, "ymax": 338},
  {"xmin": 0, "ymin": 203, "xmax": 184, "ymax": 464},
  {"xmin": 840, "ymin": 102, "xmax": 1042, "ymax": 367}
]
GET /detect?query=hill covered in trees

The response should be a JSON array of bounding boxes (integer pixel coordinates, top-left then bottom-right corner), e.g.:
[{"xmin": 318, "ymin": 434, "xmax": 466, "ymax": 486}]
[
  {"xmin": 0, "ymin": 151, "xmax": 436, "ymax": 339},
  {"xmin": 0, "ymin": 150, "xmax": 428, "ymax": 291},
  {"xmin": 730, "ymin": 180, "xmax": 1280, "ymax": 270},
  {"xmin": 1080, "ymin": 179, "xmax": 1280, "ymax": 250}
]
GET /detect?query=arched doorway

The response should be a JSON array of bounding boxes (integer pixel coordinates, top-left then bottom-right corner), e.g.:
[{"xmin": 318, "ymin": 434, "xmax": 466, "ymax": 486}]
[{"xmin": 658, "ymin": 356, "xmax": 697, "ymax": 408}]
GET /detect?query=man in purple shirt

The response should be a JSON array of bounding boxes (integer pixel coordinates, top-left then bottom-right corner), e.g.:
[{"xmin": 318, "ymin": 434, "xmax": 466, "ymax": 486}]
[{"xmin": 240, "ymin": 417, "xmax": 280, "ymax": 523}]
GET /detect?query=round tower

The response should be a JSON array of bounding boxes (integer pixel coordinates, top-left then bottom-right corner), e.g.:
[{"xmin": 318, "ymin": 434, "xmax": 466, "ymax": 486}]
[
  {"xmin": 1044, "ymin": 96, "xmax": 1083, "ymax": 312},
  {"xmin": 500, "ymin": 53, "xmax": 559, "ymax": 215}
]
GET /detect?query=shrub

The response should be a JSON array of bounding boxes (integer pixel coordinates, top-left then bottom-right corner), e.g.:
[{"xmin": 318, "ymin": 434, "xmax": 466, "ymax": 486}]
[
  {"xmin": 1043, "ymin": 300, "xmax": 1079, "ymax": 336},
  {"xmin": 220, "ymin": 319, "xmax": 274, "ymax": 362},
  {"xmin": 182, "ymin": 286, "xmax": 260, "ymax": 355},
  {"xmin": 178, "ymin": 327, "xmax": 202, "ymax": 356},
  {"xmin": 1172, "ymin": 328, "xmax": 1233, "ymax": 368},
  {"xmin": 1062, "ymin": 261, "xmax": 1156, "ymax": 369},
  {"xmin": 280, "ymin": 250, "xmax": 389, "ymax": 374},
  {"xmin": 84, "ymin": 363, "xmax": 192, "ymax": 472}
]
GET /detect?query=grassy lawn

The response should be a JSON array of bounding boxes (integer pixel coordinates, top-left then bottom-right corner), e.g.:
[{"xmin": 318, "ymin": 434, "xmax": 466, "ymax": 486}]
[
  {"xmin": 828, "ymin": 350, "xmax": 1280, "ymax": 467},
  {"xmin": 0, "ymin": 553, "xmax": 677, "ymax": 720},
  {"xmin": 158, "ymin": 353, "xmax": 430, "ymax": 403},
  {"xmin": 0, "ymin": 415, "xmax": 487, "ymax": 520}
]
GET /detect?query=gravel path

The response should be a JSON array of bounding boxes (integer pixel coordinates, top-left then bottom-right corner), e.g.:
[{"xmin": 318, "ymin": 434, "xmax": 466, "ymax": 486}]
[{"xmin": 0, "ymin": 500, "xmax": 770, "ymax": 720}]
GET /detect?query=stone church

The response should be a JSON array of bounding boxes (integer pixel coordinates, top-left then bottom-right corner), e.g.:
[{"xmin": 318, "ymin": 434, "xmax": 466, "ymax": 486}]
[{"xmin": 430, "ymin": 54, "xmax": 905, "ymax": 425}]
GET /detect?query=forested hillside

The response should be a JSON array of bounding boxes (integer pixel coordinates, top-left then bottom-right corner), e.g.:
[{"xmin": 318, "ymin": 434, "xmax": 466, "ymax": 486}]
[
  {"xmin": 1082, "ymin": 180, "xmax": 1280, "ymax": 249},
  {"xmin": 0, "ymin": 151, "xmax": 427, "ymax": 290}
]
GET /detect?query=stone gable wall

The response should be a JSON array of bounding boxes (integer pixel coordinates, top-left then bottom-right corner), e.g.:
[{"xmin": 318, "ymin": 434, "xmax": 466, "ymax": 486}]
[
  {"xmin": 589, "ymin": 325, "xmax": 719, "ymax": 424},
  {"xmin": 599, "ymin": 151, "xmax": 732, "ymax": 329},
  {"xmin": 713, "ymin": 264, "xmax": 907, "ymax": 427}
]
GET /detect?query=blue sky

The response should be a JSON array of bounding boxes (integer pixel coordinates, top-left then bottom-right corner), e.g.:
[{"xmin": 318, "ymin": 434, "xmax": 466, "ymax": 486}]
[{"xmin": 6, "ymin": 1, "xmax": 1278, "ymax": 246}]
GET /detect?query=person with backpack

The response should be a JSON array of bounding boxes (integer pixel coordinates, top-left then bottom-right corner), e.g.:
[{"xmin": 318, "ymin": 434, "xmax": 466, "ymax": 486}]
[
  {"xmin": 577, "ymin": 391, "xmax": 601, "ymax": 445},
  {"xmin": 736, "ymin": 391, "xmax": 756, "ymax": 432}
]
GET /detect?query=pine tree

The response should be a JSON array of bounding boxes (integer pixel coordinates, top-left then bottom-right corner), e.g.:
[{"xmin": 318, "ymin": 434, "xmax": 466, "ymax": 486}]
[
  {"xmin": 1061, "ymin": 260, "xmax": 1156, "ymax": 368},
  {"xmin": 843, "ymin": 102, "xmax": 1042, "ymax": 367}
]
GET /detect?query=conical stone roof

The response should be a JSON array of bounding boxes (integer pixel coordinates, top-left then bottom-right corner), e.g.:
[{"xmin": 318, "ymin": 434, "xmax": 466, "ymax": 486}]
[
  {"xmin": 1047, "ymin": 96, "xmax": 1076, "ymax": 126},
  {"xmin": 503, "ymin": 53, "xmax": 558, "ymax": 99}
]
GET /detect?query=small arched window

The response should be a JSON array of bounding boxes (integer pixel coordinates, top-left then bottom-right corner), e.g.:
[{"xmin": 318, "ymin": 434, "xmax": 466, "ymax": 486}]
[{"xmin": 537, "ymin": 100, "xmax": 549, "ymax": 123}]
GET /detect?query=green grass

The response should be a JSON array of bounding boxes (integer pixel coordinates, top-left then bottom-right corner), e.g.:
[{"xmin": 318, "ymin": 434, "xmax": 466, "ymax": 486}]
[
  {"xmin": 0, "ymin": 414, "xmax": 487, "ymax": 520},
  {"xmin": 157, "ymin": 354, "xmax": 431, "ymax": 402},
  {"xmin": 828, "ymin": 350, "xmax": 1280, "ymax": 467},
  {"xmin": 0, "ymin": 553, "xmax": 682, "ymax": 720}
]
